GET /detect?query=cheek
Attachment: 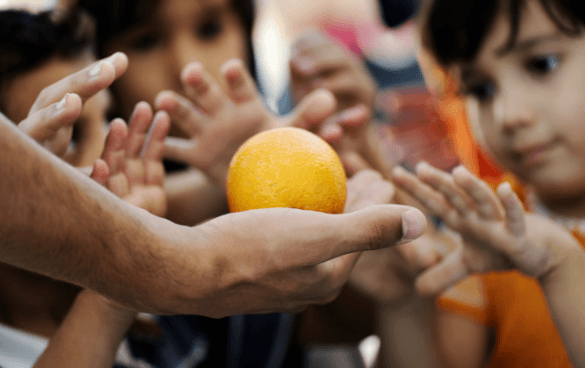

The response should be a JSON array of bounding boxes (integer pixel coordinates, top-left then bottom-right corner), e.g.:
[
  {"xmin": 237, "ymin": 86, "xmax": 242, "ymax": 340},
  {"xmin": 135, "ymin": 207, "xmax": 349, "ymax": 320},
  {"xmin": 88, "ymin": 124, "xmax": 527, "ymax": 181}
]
[
  {"xmin": 112, "ymin": 58, "xmax": 168, "ymax": 117},
  {"xmin": 466, "ymin": 100, "xmax": 497, "ymax": 154}
]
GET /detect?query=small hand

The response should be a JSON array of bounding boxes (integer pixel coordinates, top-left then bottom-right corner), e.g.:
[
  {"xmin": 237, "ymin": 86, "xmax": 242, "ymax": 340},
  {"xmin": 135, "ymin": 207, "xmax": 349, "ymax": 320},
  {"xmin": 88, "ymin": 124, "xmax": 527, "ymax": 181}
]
[
  {"xmin": 157, "ymin": 59, "xmax": 367, "ymax": 187},
  {"xmin": 92, "ymin": 102, "xmax": 170, "ymax": 217},
  {"xmin": 344, "ymin": 170, "xmax": 442, "ymax": 305},
  {"xmin": 290, "ymin": 31, "xmax": 379, "ymax": 177},
  {"xmin": 290, "ymin": 30, "xmax": 376, "ymax": 113},
  {"xmin": 18, "ymin": 53, "xmax": 128, "ymax": 157},
  {"xmin": 392, "ymin": 162, "xmax": 577, "ymax": 296}
]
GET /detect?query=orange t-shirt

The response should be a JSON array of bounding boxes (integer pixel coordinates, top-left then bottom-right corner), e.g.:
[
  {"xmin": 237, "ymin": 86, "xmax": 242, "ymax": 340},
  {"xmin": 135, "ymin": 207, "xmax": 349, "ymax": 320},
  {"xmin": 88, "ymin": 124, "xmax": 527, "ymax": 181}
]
[
  {"xmin": 421, "ymin": 57, "xmax": 575, "ymax": 367},
  {"xmin": 437, "ymin": 270, "xmax": 574, "ymax": 367}
]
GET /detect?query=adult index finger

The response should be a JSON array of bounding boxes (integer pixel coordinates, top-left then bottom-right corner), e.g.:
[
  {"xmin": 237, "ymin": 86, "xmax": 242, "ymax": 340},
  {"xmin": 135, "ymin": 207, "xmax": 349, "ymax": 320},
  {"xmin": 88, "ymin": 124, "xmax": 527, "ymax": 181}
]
[{"xmin": 29, "ymin": 53, "xmax": 128, "ymax": 114}]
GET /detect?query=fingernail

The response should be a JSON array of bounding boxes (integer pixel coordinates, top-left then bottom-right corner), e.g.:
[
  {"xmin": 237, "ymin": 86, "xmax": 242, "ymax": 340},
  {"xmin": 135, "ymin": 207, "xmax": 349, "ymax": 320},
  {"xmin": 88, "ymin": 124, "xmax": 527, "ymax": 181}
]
[
  {"xmin": 342, "ymin": 105, "xmax": 367, "ymax": 121},
  {"xmin": 392, "ymin": 165, "xmax": 406, "ymax": 176},
  {"xmin": 415, "ymin": 161, "xmax": 429, "ymax": 174},
  {"xmin": 293, "ymin": 56, "xmax": 315, "ymax": 73},
  {"xmin": 107, "ymin": 52, "xmax": 120, "ymax": 64},
  {"xmin": 89, "ymin": 62, "xmax": 102, "ymax": 77},
  {"xmin": 401, "ymin": 209, "xmax": 426, "ymax": 242},
  {"xmin": 56, "ymin": 94, "xmax": 68, "ymax": 110},
  {"xmin": 323, "ymin": 124, "xmax": 341, "ymax": 138}
]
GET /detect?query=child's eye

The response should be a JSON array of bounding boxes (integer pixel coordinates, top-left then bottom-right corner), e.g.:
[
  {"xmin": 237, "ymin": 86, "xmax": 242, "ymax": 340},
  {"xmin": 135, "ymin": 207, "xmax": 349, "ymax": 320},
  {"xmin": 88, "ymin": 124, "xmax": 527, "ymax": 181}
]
[
  {"xmin": 197, "ymin": 18, "xmax": 223, "ymax": 40},
  {"xmin": 130, "ymin": 33, "xmax": 162, "ymax": 52},
  {"xmin": 525, "ymin": 55, "xmax": 560, "ymax": 75},
  {"xmin": 463, "ymin": 82, "xmax": 496, "ymax": 102}
]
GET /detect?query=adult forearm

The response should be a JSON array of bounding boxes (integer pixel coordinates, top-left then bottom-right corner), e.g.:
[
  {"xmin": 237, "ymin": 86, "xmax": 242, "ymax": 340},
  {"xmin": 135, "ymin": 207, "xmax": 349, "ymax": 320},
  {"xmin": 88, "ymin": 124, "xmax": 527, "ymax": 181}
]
[
  {"xmin": 540, "ymin": 248, "xmax": 585, "ymax": 368},
  {"xmin": 0, "ymin": 115, "xmax": 185, "ymax": 309}
]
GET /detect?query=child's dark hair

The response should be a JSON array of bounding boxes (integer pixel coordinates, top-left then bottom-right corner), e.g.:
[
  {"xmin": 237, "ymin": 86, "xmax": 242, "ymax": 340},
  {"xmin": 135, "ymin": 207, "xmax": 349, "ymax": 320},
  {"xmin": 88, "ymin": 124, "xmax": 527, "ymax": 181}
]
[
  {"xmin": 76, "ymin": 0, "xmax": 256, "ymax": 76},
  {"xmin": 421, "ymin": 0, "xmax": 585, "ymax": 67},
  {"xmin": 0, "ymin": 9, "xmax": 94, "ymax": 85}
]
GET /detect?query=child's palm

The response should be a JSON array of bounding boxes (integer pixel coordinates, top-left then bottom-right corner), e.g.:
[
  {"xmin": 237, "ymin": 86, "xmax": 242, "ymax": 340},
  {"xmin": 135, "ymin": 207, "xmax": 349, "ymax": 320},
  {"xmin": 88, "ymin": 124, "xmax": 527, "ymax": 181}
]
[
  {"xmin": 95, "ymin": 103, "xmax": 170, "ymax": 218},
  {"xmin": 156, "ymin": 59, "xmax": 363, "ymax": 188},
  {"xmin": 393, "ymin": 163, "xmax": 565, "ymax": 295}
]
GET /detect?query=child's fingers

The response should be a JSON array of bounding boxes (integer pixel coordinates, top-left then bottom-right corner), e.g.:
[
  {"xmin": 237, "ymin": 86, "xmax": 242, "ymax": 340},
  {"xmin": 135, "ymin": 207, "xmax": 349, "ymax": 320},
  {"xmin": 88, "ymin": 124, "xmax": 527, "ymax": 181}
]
[
  {"xmin": 345, "ymin": 169, "xmax": 387, "ymax": 212},
  {"xmin": 89, "ymin": 159, "xmax": 110, "ymax": 187},
  {"xmin": 29, "ymin": 53, "xmax": 127, "ymax": 113},
  {"xmin": 288, "ymin": 89, "xmax": 336, "ymax": 132},
  {"xmin": 143, "ymin": 112, "xmax": 170, "ymax": 187},
  {"xmin": 290, "ymin": 30, "xmax": 332, "ymax": 57},
  {"xmin": 155, "ymin": 91, "xmax": 203, "ymax": 137},
  {"xmin": 181, "ymin": 62, "xmax": 227, "ymax": 116},
  {"xmin": 453, "ymin": 165, "xmax": 506, "ymax": 220},
  {"xmin": 311, "ymin": 72, "xmax": 361, "ymax": 96},
  {"xmin": 101, "ymin": 118, "xmax": 128, "ymax": 175},
  {"xmin": 416, "ymin": 162, "xmax": 474, "ymax": 215},
  {"xmin": 102, "ymin": 119, "xmax": 130, "ymax": 199},
  {"xmin": 221, "ymin": 59, "xmax": 260, "ymax": 103},
  {"xmin": 163, "ymin": 137, "xmax": 195, "ymax": 165},
  {"xmin": 18, "ymin": 93, "xmax": 82, "ymax": 142},
  {"xmin": 142, "ymin": 111, "xmax": 171, "ymax": 161},
  {"xmin": 414, "ymin": 245, "xmax": 470, "ymax": 296},
  {"xmin": 497, "ymin": 182, "xmax": 526, "ymax": 238},
  {"xmin": 291, "ymin": 39, "xmax": 348, "ymax": 77},
  {"xmin": 392, "ymin": 165, "xmax": 456, "ymax": 220},
  {"xmin": 315, "ymin": 105, "xmax": 370, "ymax": 146},
  {"xmin": 126, "ymin": 102, "xmax": 153, "ymax": 158},
  {"xmin": 341, "ymin": 151, "xmax": 372, "ymax": 178}
]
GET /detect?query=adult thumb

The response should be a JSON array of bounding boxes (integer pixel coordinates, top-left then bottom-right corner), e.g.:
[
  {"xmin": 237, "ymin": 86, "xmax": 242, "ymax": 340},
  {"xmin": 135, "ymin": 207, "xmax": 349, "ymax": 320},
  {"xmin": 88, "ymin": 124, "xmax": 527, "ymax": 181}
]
[{"xmin": 323, "ymin": 205, "xmax": 427, "ymax": 261}]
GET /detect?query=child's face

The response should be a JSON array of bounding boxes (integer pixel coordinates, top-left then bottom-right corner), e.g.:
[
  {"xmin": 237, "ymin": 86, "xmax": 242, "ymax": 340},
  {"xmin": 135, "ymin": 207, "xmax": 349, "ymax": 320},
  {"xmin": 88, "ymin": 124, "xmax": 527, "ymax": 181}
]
[
  {"xmin": 104, "ymin": 0, "xmax": 247, "ymax": 122},
  {"xmin": 5, "ymin": 55, "xmax": 109, "ymax": 167},
  {"xmin": 455, "ymin": 0, "xmax": 585, "ymax": 200}
]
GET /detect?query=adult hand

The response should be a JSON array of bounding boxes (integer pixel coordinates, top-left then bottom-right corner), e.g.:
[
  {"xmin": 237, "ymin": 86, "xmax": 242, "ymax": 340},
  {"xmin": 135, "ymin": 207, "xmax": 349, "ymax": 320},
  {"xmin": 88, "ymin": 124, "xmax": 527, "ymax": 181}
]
[
  {"xmin": 0, "ymin": 113, "xmax": 427, "ymax": 317},
  {"xmin": 18, "ymin": 52, "xmax": 128, "ymax": 157},
  {"xmin": 151, "ymin": 203, "xmax": 427, "ymax": 317}
]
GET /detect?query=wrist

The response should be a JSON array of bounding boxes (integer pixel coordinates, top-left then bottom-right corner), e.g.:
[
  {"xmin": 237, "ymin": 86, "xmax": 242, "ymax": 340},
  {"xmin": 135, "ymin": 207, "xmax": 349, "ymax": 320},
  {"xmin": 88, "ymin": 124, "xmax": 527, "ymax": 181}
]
[
  {"xmin": 539, "ymin": 247, "xmax": 585, "ymax": 290},
  {"xmin": 78, "ymin": 289, "xmax": 136, "ymax": 325}
]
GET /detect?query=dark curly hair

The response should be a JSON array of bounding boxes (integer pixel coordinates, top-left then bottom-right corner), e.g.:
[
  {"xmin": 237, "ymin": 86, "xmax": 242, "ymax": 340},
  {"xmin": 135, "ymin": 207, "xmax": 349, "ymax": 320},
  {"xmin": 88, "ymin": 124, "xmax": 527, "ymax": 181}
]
[{"xmin": 0, "ymin": 9, "xmax": 94, "ymax": 85}]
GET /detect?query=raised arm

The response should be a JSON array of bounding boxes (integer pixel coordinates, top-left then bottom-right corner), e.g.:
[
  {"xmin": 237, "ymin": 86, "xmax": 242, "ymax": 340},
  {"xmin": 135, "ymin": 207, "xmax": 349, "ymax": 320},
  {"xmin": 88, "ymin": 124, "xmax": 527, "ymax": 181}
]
[{"xmin": 0, "ymin": 111, "xmax": 426, "ymax": 316}]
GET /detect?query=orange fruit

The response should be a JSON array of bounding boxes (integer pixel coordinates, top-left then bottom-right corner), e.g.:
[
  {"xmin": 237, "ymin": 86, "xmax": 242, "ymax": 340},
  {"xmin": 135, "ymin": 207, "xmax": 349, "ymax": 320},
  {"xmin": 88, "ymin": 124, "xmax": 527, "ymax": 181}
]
[{"xmin": 227, "ymin": 127, "xmax": 347, "ymax": 213}]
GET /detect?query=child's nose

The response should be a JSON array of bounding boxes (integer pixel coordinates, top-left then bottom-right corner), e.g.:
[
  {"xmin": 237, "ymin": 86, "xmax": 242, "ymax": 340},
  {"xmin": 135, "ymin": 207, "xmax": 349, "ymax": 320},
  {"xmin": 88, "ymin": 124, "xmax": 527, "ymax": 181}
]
[{"xmin": 493, "ymin": 88, "xmax": 537, "ymax": 132}]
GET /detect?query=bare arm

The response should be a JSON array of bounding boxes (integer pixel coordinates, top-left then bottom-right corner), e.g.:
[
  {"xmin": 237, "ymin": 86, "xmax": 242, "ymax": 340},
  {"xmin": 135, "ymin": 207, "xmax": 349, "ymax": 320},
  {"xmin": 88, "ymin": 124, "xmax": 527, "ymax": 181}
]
[
  {"xmin": 393, "ymin": 163, "xmax": 585, "ymax": 367},
  {"xmin": 0, "ymin": 114, "xmax": 426, "ymax": 316},
  {"xmin": 32, "ymin": 290, "xmax": 135, "ymax": 368},
  {"xmin": 539, "ymin": 240, "xmax": 585, "ymax": 367}
]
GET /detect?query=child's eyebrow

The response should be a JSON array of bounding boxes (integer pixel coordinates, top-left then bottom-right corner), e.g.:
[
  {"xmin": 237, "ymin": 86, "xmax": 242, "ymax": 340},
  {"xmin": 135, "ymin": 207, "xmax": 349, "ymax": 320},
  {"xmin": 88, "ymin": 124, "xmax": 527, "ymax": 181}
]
[{"xmin": 495, "ymin": 32, "xmax": 564, "ymax": 57}]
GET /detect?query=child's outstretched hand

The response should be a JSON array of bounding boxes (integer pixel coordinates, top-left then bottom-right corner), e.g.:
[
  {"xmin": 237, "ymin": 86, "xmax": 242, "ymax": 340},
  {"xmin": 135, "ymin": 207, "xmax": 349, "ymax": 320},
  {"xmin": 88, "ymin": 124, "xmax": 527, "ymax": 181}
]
[
  {"xmin": 18, "ymin": 53, "xmax": 128, "ymax": 157},
  {"xmin": 290, "ymin": 31, "xmax": 379, "ymax": 177},
  {"xmin": 156, "ymin": 59, "xmax": 367, "ymax": 187},
  {"xmin": 290, "ymin": 30, "xmax": 376, "ymax": 113},
  {"xmin": 91, "ymin": 102, "xmax": 170, "ymax": 217},
  {"xmin": 392, "ymin": 162, "xmax": 580, "ymax": 296}
]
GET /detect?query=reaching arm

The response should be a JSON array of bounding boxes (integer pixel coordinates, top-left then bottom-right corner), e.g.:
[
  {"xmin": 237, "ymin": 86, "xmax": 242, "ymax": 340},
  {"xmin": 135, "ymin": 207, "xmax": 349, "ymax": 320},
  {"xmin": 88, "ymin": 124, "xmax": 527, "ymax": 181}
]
[
  {"xmin": 393, "ymin": 162, "xmax": 585, "ymax": 367},
  {"xmin": 0, "ymin": 113, "xmax": 427, "ymax": 316},
  {"xmin": 32, "ymin": 290, "xmax": 136, "ymax": 368}
]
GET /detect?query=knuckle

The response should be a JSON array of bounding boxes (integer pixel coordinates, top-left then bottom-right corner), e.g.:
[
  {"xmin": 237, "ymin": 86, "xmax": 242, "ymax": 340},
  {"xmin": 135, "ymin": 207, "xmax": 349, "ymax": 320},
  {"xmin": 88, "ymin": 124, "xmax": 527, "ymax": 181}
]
[
  {"xmin": 35, "ymin": 88, "xmax": 52, "ymax": 108},
  {"xmin": 366, "ymin": 217, "xmax": 386, "ymax": 251}
]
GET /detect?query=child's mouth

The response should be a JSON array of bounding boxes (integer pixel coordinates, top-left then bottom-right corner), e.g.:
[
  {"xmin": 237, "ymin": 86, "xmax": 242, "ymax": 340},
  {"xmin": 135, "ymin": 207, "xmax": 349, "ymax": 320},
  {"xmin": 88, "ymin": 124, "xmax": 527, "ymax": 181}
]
[{"xmin": 513, "ymin": 140, "xmax": 559, "ymax": 167}]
